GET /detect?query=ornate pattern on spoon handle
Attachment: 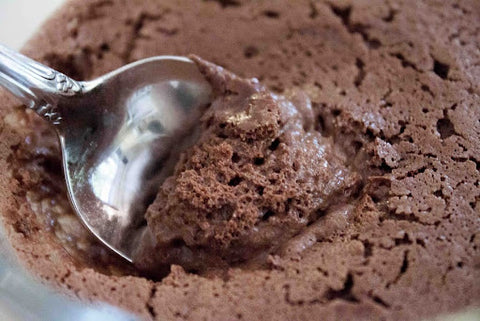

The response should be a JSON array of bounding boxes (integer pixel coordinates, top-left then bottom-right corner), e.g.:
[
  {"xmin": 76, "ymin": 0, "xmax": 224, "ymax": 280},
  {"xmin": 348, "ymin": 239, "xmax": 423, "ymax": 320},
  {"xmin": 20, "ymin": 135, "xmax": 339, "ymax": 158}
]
[
  {"xmin": 26, "ymin": 65, "xmax": 82, "ymax": 125},
  {"xmin": 0, "ymin": 44, "xmax": 82, "ymax": 125}
]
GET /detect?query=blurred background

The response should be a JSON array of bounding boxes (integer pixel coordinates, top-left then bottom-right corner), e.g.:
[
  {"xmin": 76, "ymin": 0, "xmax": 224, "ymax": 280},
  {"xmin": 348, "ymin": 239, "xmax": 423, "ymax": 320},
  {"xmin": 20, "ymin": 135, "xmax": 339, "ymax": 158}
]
[{"xmin": 0, "ymin": 0, "xmax": 65, "ymax": 49}]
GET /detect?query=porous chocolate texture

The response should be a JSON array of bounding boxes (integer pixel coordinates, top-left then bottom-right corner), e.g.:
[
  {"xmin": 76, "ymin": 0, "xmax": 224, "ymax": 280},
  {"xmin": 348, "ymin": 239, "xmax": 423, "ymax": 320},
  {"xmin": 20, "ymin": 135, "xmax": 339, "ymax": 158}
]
[
  {"xmin": 137, "ymin": 57, "xmax": 360, "ymax": 272},
  {"xmin": 0, "ymin": 0, "xmax": 478, "ymax": 320}
]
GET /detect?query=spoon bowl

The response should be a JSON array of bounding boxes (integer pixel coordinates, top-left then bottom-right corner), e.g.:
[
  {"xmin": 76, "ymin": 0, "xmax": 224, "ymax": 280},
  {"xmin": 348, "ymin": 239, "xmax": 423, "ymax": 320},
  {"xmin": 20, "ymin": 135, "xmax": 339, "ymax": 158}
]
[{"xmin": 0, "ymin": 45, "xmax": 212, "ymax": 262}]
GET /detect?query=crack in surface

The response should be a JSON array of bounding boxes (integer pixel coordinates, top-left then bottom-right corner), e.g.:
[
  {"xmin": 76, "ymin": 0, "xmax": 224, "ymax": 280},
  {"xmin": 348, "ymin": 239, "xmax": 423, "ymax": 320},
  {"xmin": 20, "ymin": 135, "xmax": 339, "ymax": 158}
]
[
  {"xmin": 354, "ymin": 58, "xmax": 366, "ymax": 88},
  {"xmin": 432, "ymin": 58, "xmax": 450, "ymax": 79},
  {"xmin": 324, "ymin": 273, "xmax": 359, "ymax": 303},
  {"xmin": 283, "ymin": 272, "xmax": 359, "ymax": 306},
  {"xmin": 390, "ymin": 53, "xmax": 419, "ymax": 71},
  {"xmin": 309, "ymin": 1, "xmax": 319, "ymax": 19},
  {"xmin": 123, "ymin": 13, "xmax": 163, "ymax": 63},
  {"xmin": 146, "ymin": 285, "xmax": 158, "ymax": 319},
  {"xmin": 386, "ymin": 250, "xmax": 409, "ymax": 288},
  {"xmin": 382, "ymin": 8, "xmax": 398, "ymax": 23},
  {"xmin": 329, "ymin": 4, "xmax": 381, "ymax": 49},
  {"xmin": 437, "ymin": 109, "xmax": 456, "ymax": 140},
  {"xmin": 371, "ymin": 294, "xmax": 391, "ymax": 308},
  {"xmin": 381, "ymin": 212, "xmax": 425, "ymax": 225},
  {"xmin": 204, "ymin": 0, "xmax": 240, "ymax": 8}
]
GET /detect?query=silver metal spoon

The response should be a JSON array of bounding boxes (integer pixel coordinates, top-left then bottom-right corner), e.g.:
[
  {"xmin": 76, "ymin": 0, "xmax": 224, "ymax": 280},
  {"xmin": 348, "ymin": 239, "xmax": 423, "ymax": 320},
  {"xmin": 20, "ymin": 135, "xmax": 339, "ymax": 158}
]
[{"xmin": 0, "ymin": 44, "xmax": 212, "ymax": 262}]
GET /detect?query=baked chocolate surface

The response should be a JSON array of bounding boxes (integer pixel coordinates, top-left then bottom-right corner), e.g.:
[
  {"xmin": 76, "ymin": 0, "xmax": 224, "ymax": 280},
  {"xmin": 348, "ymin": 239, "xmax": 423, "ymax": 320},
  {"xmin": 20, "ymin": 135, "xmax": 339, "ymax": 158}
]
[{"xmin": 0, "ymin": 0, "xmax": 479, "ymax": 320}]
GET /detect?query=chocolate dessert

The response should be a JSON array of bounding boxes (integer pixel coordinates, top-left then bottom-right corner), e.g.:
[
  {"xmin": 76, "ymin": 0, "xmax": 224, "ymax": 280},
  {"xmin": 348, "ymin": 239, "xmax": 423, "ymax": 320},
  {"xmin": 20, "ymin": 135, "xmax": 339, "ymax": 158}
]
[
  {"xmin": 134, "ymin": 57, "xmax": 361, "ymax": 273},
  {"xmin": 0, "ymin": 0, "xmax": 479, "ymax": 320}
]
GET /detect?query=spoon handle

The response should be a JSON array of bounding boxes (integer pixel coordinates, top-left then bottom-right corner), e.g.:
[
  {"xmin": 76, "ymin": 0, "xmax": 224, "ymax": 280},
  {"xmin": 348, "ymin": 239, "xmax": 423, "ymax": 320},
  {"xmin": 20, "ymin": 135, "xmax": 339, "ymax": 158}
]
[{"xmin": 0, "ymin": 44, "xmax": 82, "ymax": 125}]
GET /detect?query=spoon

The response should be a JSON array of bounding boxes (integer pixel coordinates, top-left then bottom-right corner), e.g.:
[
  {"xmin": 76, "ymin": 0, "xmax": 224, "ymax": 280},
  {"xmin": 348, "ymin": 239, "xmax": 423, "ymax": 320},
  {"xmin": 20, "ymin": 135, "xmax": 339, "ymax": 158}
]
[{"xmin": 0, "ymin": 44, "xmax": 212, "ymax": 262}]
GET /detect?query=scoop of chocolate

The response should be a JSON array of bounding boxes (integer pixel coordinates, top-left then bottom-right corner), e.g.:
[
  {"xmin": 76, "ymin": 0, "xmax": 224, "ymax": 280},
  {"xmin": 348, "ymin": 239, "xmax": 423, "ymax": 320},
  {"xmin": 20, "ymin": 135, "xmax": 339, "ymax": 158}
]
[{"xmin": 134, "ymin": 58, "xmax": 360, "ymax": 272}]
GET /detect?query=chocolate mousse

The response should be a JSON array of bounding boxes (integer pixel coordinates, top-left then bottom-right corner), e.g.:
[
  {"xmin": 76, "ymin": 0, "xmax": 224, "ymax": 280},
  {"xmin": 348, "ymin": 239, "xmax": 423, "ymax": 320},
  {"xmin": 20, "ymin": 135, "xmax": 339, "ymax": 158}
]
[
  {"xmin": 134, "ymin": 57, "xmax": 360, "ymax": 273},
  {"xmin": 0, "ymin": 0, "xmax": 479, "ymax": 320}
]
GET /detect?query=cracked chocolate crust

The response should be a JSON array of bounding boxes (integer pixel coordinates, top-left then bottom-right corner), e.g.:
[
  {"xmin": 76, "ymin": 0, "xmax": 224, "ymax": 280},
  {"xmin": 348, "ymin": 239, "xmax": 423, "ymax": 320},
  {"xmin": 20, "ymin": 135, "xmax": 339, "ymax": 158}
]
[{"xmin": 0, "ymin": 0, "xmax": 479, "ymax": 320}]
